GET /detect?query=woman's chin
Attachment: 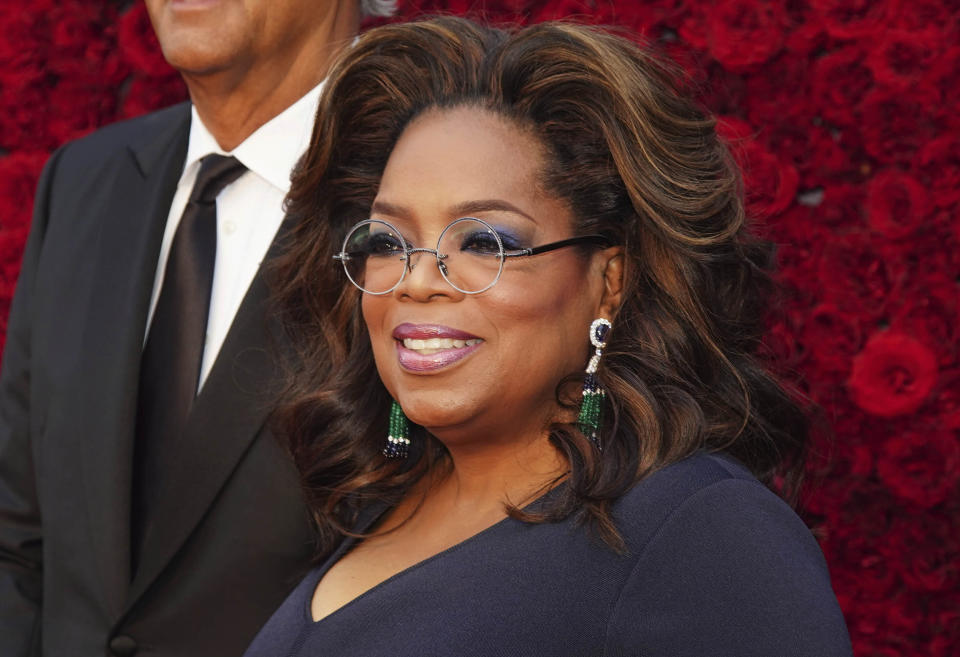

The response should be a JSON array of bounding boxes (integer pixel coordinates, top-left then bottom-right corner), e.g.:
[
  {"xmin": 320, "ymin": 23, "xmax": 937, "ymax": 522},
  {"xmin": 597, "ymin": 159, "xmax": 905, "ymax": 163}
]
[{"xmin": 401, "ymin": 400, "xmax": 473, "ymax": 437}]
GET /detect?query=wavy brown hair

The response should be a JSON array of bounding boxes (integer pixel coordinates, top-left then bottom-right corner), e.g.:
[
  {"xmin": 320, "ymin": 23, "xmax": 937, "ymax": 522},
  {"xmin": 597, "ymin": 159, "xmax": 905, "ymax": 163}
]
[{"xmin": 272, "ymin": 16, "xmax": 809, "ymax": 555}]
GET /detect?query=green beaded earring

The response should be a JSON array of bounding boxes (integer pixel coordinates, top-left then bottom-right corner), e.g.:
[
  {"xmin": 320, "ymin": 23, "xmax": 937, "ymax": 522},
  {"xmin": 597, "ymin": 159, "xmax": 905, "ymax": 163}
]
[
  {"xmin": 384, "ymin": 399, "xmax": 411, "ymax": 458},
  {"xmin": 577, "ymin": 318, "xmax": 611, "ymax": 449}
]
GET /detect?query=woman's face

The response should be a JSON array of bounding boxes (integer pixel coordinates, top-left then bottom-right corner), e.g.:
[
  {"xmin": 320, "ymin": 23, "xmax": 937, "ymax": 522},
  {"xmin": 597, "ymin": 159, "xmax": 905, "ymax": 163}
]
[{"xmin": 361, "ymin": 106, "xmax": 617, "ymax": 445}]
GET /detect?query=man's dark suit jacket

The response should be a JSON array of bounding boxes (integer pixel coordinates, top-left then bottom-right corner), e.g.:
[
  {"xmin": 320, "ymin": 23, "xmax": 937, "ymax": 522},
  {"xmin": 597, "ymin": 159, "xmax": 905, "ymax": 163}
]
[{"xmin": 0, "ymin": 103, "xmax": 316, "ymax": 657}]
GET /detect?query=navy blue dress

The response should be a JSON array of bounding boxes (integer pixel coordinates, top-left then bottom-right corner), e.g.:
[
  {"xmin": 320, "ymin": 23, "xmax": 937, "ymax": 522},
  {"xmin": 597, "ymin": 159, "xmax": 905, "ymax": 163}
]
[{"xmin": 244, "ymin": 453, "xmax": 852, "ymax": 656}]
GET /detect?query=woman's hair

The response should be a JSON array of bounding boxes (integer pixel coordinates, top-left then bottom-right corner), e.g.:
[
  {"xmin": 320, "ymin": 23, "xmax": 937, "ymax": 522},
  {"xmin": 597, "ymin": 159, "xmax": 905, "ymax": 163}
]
[{"xmin": 272, "ymin": 16, "xmax": 810, "ymax": 554}]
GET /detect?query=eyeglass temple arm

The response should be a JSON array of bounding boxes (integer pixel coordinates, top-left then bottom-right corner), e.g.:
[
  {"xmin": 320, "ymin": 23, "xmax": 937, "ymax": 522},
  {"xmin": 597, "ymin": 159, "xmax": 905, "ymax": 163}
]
[{"xmin": 504, "ymin": 234, "xmax": 612, "ymax": 257}]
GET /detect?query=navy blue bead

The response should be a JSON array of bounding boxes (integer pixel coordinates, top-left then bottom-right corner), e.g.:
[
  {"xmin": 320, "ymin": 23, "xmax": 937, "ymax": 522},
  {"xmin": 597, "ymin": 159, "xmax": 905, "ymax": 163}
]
[{"xmin": 595, "ymin": 324, "xmax": 610, "ymax": 342}]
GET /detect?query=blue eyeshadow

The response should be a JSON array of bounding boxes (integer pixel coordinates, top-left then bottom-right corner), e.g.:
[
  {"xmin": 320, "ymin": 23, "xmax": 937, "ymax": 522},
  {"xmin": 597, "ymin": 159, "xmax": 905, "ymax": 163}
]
[{"xmin": 488, "ymin": 225, "xmax": 525, "ymax": 249}]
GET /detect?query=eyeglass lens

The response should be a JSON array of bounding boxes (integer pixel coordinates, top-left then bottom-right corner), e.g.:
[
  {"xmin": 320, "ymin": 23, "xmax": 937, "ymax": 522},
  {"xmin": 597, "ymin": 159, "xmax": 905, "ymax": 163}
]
[
  {"xmin": 340, "ymin": 218, "xmax": 506, "ymax": 295},
  {"xmin": 438, "ymin": 218, "xmax": 505, "ymax": 293}
]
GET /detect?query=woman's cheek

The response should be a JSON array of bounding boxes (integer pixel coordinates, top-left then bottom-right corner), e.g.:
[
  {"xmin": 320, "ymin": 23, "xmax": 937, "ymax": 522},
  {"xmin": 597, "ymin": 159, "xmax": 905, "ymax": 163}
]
[{"xmin": 360, "ymin": 296, "xmax": 392, "ymax": 379}]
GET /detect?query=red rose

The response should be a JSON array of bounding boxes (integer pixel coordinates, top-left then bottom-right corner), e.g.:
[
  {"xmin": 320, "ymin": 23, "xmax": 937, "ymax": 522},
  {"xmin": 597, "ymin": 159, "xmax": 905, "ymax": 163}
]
[
  {"xmin": 0, "ymin": 227, "xmax": 30, "ymax": 285},
  {"xmin": 793, "ymin": 127, "xmax": 852, "ymax": 186},
  {"xmin": 887, "ymin": 514, "xmax": 960, "ymax": 592},
  {"xmin": 847, "ymin": 331, "xmax": 938, "ymax": 418},
  {"xmin": 743, "ymin": 56, "xmax": 810, "ymax": 127},
  {"xmin": 783, "ymin": 8, "xmax": 827, "ymax": 56},
  {"xmin": 0, "ymin": 85, "xmax": 56, "ymax": 152},
  {"xmin": 811, "ymin": 46, "xmax": 874, "ymax": 127},
  {"xmin": 801, "ymin": 304, "xmax": 863, "ymax": 376},
  {"xmin": 889, "ymin": 276, "xmax": 959, "ymax": 367},
  {"xmin": 768, "ymin": 209, "xmax": 828, "ymax": 297},
  {"xmin": 914, "ymin": 135, "xmax": 960, "ymax": 210},
  {"xmin": 819, "ymin": 486, "xmax": 900, "ymax": 600},
  {"xmin": 865, "ymin": 169, "xmax": 930, "ymax": 239},
  {"xmin": 717, "ymin": 121, "xmax": 799, "ymax": 218},
  {"xmin": 0, "ymin": 152, "xmax": 46, "ymax": 345},
  {"xmin": 930, "ymin": 371, "xmax": 960, "ymax": 430},
  {"xmin": 857, "ymin": 84, "xmax": 940, "ymax": 165},
  {"xmin": 837, "ymin": 588, "xmax": 929, "ymax": 656},
  {"xmin": 0, "ymin": 2, "xmax": 50, "ymax": 93},
  {"xmin": 715, "ymin": 115, "xmax": 753, "ymax": 143},
  {"xmin": 528, "ymin": 0, "xmax": 594, "ymax": 22},
  {"xmin": 892, "ymin": 0, "xmax": 957, "ymax": 31},
  {"xmin": 810, "ymin": 0, "xmax": 900, "ymax": 40},
  {"xmin": 928, "ymin": 606, "xmax": 960, "ymax": 657},
  {"xmin": 659, "ymin": 38, "xmax": 710, "ymax": 86},
  {"xmin": 876, "ymin": 428, "xmax": 960, "ymax": 509},
  {"xmin": 706, "ymin": 0, "xmax": 787, "ymax": 72},
  {"xmin": 802, "ymin": 424, "xmax": 874, "ymax": 497},
  {"xmin": 930, "ymin": 45, "xmax": 960, "ymax": 110},
  {"xmin": 812, "ymin": 183, "xmax": 863, "ymax": 227},
  {"xmin": 761, "ymin": 321, "xmax": 800, "ymax": 372},
  {"xmin": 0, "ymin": 1, "xmax": 127, "ymax": 92},
  {"xmin": 677, "ymin": 9, "xmax": 709, "ymax": 50},
  {"xmin": 527, "ymin": 0, "xmax": 618, "ymax": 25},
  {"xmin": 0, "ymin": 11, "xmax": 51, "ymax": 151},
  {"xmin": 865, "ymin": 28, "xmax": 942, "ymax": 91},
  {"xmin": 482, "ymin": 0, "xmax": 532, "ymax": 19},
  {"xmin": 46, "ymin": 78, "xmax": 119, "ymax": 146},
  {"xmin": 0, "ymin": 152, "xmax": 49, "ymax": 232},
  {"xmin": 117, "ymin": 3, "xmax": 176, "ymax": 78},
  {"xmin": 529, "ymin": 0, "xmax": 627, "ymax": 24},
  {"xmin": 817, "ymin": 234, "xmax": 906, "ymax": 319},
  {"xmin": 46, "ymin": 2, "xmax": 126, "ymax": 84},
  {"xmin": 615, "ymin": 0, "xmax": 690, "ymax": 32},
  {"xmin": 748, "ymin": 146, "xmax": 800, "ymax": 217}
]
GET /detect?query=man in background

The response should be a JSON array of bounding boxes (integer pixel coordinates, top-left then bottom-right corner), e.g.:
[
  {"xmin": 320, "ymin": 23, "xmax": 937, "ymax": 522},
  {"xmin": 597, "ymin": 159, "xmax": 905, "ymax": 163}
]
[{"xmin": 0, "ymin": 1, "xmax": 395, "ymax": 655}]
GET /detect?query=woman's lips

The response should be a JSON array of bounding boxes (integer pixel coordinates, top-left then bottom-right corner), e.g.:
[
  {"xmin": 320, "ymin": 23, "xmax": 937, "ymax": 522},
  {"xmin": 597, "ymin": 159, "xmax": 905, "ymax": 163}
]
[{"xmin": 392, "ymin": 323, "xmax": 484, "ymax": 372}]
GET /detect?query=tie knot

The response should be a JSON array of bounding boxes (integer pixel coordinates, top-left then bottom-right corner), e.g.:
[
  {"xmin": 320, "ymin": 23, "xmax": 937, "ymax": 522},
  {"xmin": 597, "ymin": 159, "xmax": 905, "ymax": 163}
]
[{"xmin": 191, "ymin": 154, "xmax": 247, "ymax": 204}]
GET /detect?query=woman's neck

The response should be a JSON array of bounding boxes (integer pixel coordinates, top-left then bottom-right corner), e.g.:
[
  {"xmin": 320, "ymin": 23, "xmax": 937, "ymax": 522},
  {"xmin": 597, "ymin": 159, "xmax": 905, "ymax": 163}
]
[{"xmin": 425, "ymin": 432, "xmax": 567, "ymax": 515}]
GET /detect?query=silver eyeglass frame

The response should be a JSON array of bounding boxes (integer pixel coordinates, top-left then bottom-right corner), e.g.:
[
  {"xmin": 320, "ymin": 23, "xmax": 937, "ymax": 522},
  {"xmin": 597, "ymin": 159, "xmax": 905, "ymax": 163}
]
[{"xmin": 333, "ymin": 216, "xmax": 611, "ymax": 295}]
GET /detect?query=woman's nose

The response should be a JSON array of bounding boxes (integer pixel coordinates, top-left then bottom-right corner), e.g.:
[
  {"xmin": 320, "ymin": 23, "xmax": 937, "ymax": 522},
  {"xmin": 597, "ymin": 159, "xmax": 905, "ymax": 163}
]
[{"xmin": 395, "ymin": 249, "xmax": 460, "ymax": 301}]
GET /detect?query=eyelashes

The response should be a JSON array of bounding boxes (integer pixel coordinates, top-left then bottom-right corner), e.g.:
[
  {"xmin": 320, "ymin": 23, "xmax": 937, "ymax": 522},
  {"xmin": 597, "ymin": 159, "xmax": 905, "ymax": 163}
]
[{"xmin": 393, "ymin": 226, "xmax": 529, "ymax": 251}]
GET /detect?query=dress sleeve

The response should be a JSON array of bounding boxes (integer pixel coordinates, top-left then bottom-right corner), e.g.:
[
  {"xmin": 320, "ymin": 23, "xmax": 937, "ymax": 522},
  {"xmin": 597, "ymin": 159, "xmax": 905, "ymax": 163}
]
[
  {"xmin": 603, "ymin": 478, "xmax": 852, "ymax": 657},
  {"xmin": 0, "ymin": 145, "xmax": 66, "ymax": 657}
]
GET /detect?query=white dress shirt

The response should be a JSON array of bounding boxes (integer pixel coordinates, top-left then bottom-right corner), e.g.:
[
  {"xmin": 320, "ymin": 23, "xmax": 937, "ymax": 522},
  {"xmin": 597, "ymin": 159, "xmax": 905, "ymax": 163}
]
[{"xmin": 145, "ymin": 83, "xmax": 323, "ymax": 389}]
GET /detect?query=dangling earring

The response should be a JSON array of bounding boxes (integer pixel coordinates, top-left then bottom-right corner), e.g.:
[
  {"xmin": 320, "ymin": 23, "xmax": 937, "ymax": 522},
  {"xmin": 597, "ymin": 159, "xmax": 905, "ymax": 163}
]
[
  {"xmin": 384, "ymin": 399, "xmax": 411, "ymax": 458},
  {"xmin": 577, "ymin": 318, "xmax": 611, "ymax": 449}
]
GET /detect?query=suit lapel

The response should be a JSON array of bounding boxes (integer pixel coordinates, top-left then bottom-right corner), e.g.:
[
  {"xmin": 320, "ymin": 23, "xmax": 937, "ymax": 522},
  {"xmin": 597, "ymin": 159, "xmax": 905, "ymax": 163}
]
[
  {"xmin": 77, "ymin": 104, "xmax": 190, "ymax": 617},
  {"xmin": 126, "ymin": 218, "xmax": 295, "ymax": 606}
]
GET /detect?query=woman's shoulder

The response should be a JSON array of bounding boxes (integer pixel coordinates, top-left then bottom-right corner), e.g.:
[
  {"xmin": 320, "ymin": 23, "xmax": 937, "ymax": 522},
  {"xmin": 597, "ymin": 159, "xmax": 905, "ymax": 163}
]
[
  {"xmin": 612, "ymin": 451, "xmax": 804, "ymax": 551},
  {"xmin": 606, "ymin": 451, "xmax": 852, "ymax": 656}
]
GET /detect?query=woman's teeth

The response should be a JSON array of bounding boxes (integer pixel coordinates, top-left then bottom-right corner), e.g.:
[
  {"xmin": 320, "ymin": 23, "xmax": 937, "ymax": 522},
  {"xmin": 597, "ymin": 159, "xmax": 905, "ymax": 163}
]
[{"xmin": 402, "ymin": 337, "xmax": 482, "ymax": 354}]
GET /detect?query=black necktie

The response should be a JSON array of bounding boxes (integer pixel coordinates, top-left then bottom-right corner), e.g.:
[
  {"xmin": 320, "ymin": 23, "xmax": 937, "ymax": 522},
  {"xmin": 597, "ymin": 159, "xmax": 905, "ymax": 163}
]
[{"xmin": 132, "ymin": 154, "xmax": 246, "ymax": 566}]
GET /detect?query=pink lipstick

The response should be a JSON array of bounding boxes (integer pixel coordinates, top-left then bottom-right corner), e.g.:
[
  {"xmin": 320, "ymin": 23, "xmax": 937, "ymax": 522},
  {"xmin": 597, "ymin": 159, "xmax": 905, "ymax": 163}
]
[{"xmin": 392, "ymin": 323, "xmax": 484, "ymax": 372}]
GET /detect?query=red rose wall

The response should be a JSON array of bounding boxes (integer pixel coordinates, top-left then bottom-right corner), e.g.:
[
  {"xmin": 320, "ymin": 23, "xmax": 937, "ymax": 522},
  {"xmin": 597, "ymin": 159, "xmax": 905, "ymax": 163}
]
[{"xmin": 0, "ymin": 0, "xmax": 957, "ymax": 654}]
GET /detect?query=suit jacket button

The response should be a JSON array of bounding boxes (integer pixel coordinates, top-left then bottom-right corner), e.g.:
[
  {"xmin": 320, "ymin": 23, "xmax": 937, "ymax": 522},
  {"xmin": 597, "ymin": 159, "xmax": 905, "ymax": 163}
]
[{"xmin": 108, "ymin": 635, "xmax": 138, "ymax": 657}]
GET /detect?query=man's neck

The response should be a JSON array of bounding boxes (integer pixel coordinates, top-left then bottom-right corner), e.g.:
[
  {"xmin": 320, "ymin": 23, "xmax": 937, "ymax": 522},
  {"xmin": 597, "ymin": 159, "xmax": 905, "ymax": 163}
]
[{"xmin": 183, "ymin": 11, "xmax": 357, "ymax": 151}]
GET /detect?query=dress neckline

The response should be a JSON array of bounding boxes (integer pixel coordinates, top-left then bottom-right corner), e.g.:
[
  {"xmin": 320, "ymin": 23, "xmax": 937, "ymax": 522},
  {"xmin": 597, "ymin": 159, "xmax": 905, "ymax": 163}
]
[{"xmin": 303, "ymin": 483, "xmax": 564, "ymax": 626}]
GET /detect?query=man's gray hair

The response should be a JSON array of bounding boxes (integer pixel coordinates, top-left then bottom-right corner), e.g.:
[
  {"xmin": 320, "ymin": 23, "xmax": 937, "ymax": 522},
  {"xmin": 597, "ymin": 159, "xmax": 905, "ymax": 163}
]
[{"xmin": 361, "ymin": 0, "xmax": 398, "ymax": 17}]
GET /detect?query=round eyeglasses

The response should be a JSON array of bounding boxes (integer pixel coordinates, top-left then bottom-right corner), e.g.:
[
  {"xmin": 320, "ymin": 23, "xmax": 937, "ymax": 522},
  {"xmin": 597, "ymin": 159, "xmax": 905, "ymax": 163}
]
[{"xmin": 333, "ymin": 217, "xmax": 611, "ymax": 295}]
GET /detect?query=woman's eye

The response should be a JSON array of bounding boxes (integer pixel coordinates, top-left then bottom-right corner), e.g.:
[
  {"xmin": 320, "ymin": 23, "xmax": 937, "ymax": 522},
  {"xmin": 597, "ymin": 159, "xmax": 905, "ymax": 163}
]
[
  {"xmin": 364, "ymin": 233, "xmax": 404, "ymax": 256},
  {"xmin": 460, "ymin": 231, "xmax": 504, "ymax": 254}
]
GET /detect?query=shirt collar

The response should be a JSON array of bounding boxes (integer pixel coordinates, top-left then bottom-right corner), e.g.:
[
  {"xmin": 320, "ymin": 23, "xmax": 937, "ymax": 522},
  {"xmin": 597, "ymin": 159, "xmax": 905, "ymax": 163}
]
[{"xmin": 182, "ymin": 81, "xmax": 324, "ymax": 193}]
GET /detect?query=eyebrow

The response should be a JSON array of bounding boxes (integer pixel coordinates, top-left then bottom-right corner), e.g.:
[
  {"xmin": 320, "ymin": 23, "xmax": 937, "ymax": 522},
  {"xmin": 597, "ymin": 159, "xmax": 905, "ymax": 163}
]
[
  {"xmin": 370, "ymin": 199, "xmax": 538, "ymax": 225},
  {"xmin": 370, "ymin": 200, "xmax": 412, "ymax": 221},
  {"xmin": 450, "ymin": 200, "xmax": 537, "ymax": 224}
]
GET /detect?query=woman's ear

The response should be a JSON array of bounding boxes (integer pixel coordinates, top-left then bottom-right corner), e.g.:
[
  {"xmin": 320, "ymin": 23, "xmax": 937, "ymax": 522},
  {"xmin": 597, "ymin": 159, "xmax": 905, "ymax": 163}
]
[{"xmin": 597, "ymin": 246, "xmax": 625, "ymax": 320}]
